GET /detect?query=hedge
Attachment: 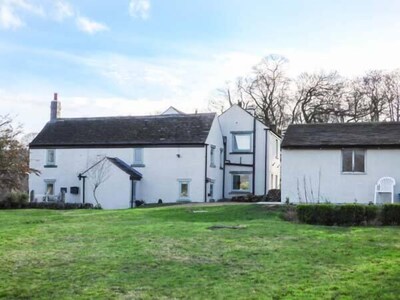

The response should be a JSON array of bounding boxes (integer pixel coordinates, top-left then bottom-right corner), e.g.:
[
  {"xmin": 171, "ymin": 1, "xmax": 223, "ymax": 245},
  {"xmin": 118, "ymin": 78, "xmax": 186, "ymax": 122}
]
[
  {"xmin": 381, "ymin": 204, "xmax": 400, "ymax": 225},
  {"xmin": 297, "ymin": 204, "xmax": 398, "ymax": 226},
  {"xmin": 0, "ymin": 193, "xmax": 99, "ymax": 210}
]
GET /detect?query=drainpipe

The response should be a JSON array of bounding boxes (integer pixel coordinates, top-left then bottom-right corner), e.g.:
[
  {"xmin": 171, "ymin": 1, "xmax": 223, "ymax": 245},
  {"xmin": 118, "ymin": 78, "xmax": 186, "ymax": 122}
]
[
  {"xmin": 252, "ymin": 117, "xmax": 256, "ymax": 195},
  {"xmin": 204, "ymin": 144, "xmax": 208, "ymax": 202},
  {"xmin": 130, "ymin": 177, "xmax": 134, "ymax": 208},
  {"xmin": 264, "ymin": 129, "xmax": 268, "ymax": 195},
  {"xmin": 222, "ymin": 136, "xmax": 227, "ymax": 199},
  {"xmin": 78, "ymin": 174, "xmax": 87, "ymax": 204}
]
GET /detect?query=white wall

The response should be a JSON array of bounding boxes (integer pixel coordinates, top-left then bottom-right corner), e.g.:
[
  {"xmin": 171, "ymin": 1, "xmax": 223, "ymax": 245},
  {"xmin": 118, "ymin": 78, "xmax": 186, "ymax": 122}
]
[
  {"xmin": 29, "ymin": 145, "xmax": 207, "ymax": 207},
  {"xmin": 205, "ymin": 116, "xmax": 224, "ymax": 201},
  {"xmin": 282, "ymin": 148, "xmax": 400, "ymax": 204},
  {"xmin": 218, "ymin": 105, "xmax": 280, "ymax": 197}
]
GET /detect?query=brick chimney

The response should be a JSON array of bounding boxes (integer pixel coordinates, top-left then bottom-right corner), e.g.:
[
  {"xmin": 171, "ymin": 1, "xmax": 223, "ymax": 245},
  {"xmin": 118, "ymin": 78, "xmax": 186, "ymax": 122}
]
[{"xmin": 50, "ymin": 93, "xmax": 61, "ymax": 121}]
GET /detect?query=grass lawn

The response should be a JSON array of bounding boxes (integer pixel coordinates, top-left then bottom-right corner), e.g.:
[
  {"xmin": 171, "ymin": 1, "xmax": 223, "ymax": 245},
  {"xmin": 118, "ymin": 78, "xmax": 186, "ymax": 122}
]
[{"xmin": 0, "ymin": 205, "xmax": 399, "ymax": 299}]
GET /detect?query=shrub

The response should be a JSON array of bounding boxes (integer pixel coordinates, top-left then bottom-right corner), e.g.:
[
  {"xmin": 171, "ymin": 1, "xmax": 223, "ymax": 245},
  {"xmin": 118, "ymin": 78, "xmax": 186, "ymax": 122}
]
[
  {"xmin": 0, "ymin": 200, "xmax": 95, "ymax": 210},
  {"xmin": 0, "ymin": 192, "xmax": 29, "ymax": 209},
  {"xmin": 297, "ymin": 204, "xmax": 335, "ymax": 225},
  {"xmin": 231, "ymin": 195, "xmax": 264, "ymax": 202},
  {"xmin": 296, "ymin": 203, "xmax": 400, "ymax": 226},
  {"xmin": 266, "ymin": 189, "xmax": 281, "ymax": 202},
  {"xmin": 336, "ymin": 204, "xmax": 365, "ymax": 226},
  {"xmin": 365, "ymin": 205, "xmax": 379, "ymax": 224},
  {"xmin": 381, "ymin": 204, "xmax": 400, "ymax": 225}
]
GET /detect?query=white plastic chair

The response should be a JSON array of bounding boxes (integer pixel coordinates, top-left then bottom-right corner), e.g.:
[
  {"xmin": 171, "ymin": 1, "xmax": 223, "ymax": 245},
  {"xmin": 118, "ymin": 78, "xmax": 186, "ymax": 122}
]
[{"xmin": 374, "ymin": 177, "xmax": 396, "ymax": 204}]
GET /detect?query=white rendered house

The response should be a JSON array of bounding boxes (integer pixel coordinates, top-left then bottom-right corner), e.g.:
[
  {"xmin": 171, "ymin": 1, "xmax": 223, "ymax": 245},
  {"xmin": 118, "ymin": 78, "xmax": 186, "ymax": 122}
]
[
  {"xmin": 281, "ymin": 122, "xmax": 400, "ymax": 204},
  {"xmin": 29, "ymin": 94, "xmax": 281, "ymax": 209}
]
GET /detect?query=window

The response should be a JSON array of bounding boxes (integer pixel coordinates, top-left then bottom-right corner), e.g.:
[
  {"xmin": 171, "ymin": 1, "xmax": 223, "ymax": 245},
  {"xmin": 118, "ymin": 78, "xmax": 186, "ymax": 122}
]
[
  {"xmin": 219, "ymin": 148, "xmax": 224, "ymax": 168},
  {"xmin": 133, "ymin": 148, "xmax": 144, "ymax": 165},
  {"xmin": 44, "ymin": 180, "xmax": 55, "ymax": 195},
  {"xmin": 210, "ymin": 145, "xmax": 216, "ymax": 167},
  {"xmin": 46, "ymin": 149, "xmax": 56, "ymax": 165},
  {"xmin": 275, "ymin": 139, "xmax": 279, "ymax": 158},
  {"xmin": 271, "ymin": 174, "xmax": 274, "ymax": 189},
  {"xmin": 342, "ymin": 149, "xmax": 365, "ymax": 173},
  {"xmin": 232, "ymin": 133, "xmax": 252, "ymax": 152},
  {"xmin": 275, "ymin": 175, "xmax": 279, "ymax": 189},
  {"xmin": 232, "ymin": 174, "xmax": 251, "ymax": 192},
  {"xmin": 178, "ymin": 179, "xmax": 191, "ymax": 200},
  {"xmin": 209, "ymin": 183, "xmax": 214, "ymax": 198}
]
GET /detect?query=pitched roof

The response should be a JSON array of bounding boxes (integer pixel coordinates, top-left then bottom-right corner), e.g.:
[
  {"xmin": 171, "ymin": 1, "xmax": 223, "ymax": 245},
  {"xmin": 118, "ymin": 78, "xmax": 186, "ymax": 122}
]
[
  {"xmin": 30, "ymin": 113, "xmax": 216, "ymax": 148},
  {"xmin": 107, "ymin": 157, "xmax": 142, "ymax": 180},
  {"xmin": 282, "ymin": 122, "xmax": 400, "ymax": 149}
]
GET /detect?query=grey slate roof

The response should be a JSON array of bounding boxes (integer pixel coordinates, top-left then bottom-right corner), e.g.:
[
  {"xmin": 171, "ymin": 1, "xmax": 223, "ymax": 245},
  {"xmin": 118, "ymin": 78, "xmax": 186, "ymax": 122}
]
[
  {"xmin": 30, "ymin": 113, "xmax": 216, "ymax": 148},
  {"xmin": 107, "ymin": 157, "xmax": 142, "ymax": 180},
  {"xmin": 282, "ymin": 122, "xmax": 400, "ymax": 149}
]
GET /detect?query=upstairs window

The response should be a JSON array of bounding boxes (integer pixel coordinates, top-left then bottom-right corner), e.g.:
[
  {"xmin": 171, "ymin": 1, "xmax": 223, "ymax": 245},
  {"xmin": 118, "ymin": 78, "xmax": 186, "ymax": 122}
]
[
  {"xmin": 342, "ymin": 149, "xmax": 365, "ymax": 173},
  {"xmin": 133, "ymin": 148, "xmax": 144, "ymax": 165},
  {"xmin": 219, "ymin": 148, "xmax": 224, "ymax": 168},
  {"xmin": 232, "ymin": 133, "xmax": 252, "ymax": 153},
  {"xmin": 210, "ymin": 145, "xmax": 216, "ymax": 168},
  {"xmin": 275, "ymin": 139, "xmax": 279, "ymax": 158},
  {"xmin": 46, "ymin": 149, "xmax": 56, "ymax": 165}
]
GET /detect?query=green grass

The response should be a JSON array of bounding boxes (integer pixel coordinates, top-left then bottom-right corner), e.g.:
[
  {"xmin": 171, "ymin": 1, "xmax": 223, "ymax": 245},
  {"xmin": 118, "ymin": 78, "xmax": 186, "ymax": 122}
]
[{"xmin": 0, "ymin": 205, "xmax": 399, "ymax": 299}]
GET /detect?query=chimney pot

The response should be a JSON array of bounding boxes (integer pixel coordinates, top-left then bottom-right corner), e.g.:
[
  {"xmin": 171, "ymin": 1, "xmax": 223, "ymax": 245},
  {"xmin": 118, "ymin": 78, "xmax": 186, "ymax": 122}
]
[{"xmin": 50, "ymin": 93, "xmax": 61, "ymax": 121}]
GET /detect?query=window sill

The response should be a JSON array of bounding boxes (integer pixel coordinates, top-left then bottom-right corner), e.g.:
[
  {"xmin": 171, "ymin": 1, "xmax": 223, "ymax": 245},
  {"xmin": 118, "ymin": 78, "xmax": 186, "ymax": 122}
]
[
  {"xmin": 229, "ymin": 151, "xmax": 253, "ymax": 155},
  {"xmin": 44, "ymin": 165, "xmax": 57, "ymax": 168},
  {"xmin": 341, "ymin": 172, "xmax": 366, "ymax": 175},
  {"xmin": 177, "ymin": 199, "xmax": 191, "ymax": 203},
  {"xmin": 131, "ymin": 163, "xmax": 145, "ymax": 168}
]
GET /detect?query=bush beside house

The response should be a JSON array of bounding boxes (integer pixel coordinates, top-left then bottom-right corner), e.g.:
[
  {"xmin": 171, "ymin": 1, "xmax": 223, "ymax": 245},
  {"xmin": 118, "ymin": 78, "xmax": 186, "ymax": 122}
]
[
  {"xmin": 0, "ymin": 192, "xmax": 97, "ymax": 209},
  {"xmin": 231, "ymin": 189, "xmax": 281, "ymax": 203}
]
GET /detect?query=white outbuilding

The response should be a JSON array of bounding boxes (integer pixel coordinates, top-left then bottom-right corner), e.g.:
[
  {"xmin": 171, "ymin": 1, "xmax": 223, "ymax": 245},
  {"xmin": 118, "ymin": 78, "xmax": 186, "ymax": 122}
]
[{"xmin": 281, "ymin": 122, "xmax": 400, "ymax": 204}]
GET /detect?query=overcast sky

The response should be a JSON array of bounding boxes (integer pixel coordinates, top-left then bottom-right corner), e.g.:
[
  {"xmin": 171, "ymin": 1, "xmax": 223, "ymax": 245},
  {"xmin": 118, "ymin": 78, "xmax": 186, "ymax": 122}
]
[{"xmin": 1, "ymin": 0, "xmax": 400, "ymax": 133}]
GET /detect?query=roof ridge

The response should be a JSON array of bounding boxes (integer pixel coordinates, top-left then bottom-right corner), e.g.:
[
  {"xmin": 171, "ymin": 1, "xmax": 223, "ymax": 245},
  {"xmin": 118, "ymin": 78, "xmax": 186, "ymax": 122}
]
[
  {"xmin": 289, "ymin": 121, "xmax": 400, "ymax": 127},
  {"xmin": 55, "ymin": 112, "xmax": 215, "ymax": 121}
]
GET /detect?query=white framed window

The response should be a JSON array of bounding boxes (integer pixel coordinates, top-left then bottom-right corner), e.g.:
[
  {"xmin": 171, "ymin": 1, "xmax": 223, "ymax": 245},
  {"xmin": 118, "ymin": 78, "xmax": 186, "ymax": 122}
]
[
  {"xmin": 219, "ymin": 148, "xmax": 224, "ymax": 169},
  {"xmin": 178, "ymin": 179, "xmax": 191, "ymax": 200},
  {"xmin": 44, "ymin": 180, "xmax": 55, "ymax": 195},
  {"xmin": 133, "ymin": 148, "xmax": 144, "ymax": 165},
  {"xmin": 232, "ymin": 173, "xmax": 251, "ymax": 192},
  {"xmin": 209, "ymin": 182, "xmax": 214, "ymax": 198},
  {"xmin": 232, "ymin": 132, "xmax": 252, "ymax": 153},
  {"xmin": 275, "ymin": 139, "xmax": 279, "ymax": 159},
  {"xmin": 275, "ymin": 175, "xmax": 279, "ymax": 189},
  {"xmin": 46, "ymin": 149, "xmax": 56, "ymax": 165},
  {"xmin": 342, "ymin": 149, "xmax": 365, "ymax": 173},
  {"xmin": 210, "ymin": 145, "xmax": 216, "ymax": 167},
  {"xmin": 271, "ymin": 174, "xmax": 274, "ymax": 189}
]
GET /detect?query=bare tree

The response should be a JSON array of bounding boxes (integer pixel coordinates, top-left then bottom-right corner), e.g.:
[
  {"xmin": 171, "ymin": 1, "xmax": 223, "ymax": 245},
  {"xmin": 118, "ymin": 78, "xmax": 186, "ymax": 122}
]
[
  {"xmin": 86, "ymin": 157, "xmax": 111, "ymax": 207},
  {"xmin": 239, "ymin": 55, "xmax": 290, "ymax": 128},
  {"xmin": 384, "ymin": 70, "xmax": 400, "ymax": 122},
  {"xmin": 360, "ymin": 70, "xmax": 389, "ymax": 122},
  {"xmin": 291, "ymin": 71, "xmax": 345, "ymax": 124}
]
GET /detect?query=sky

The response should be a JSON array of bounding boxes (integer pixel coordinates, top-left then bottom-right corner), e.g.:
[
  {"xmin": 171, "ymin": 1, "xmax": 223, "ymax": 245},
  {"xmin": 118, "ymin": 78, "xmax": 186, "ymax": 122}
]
[{"xmin": 1, "ymin": 0, "xmax": 400, "ymax": 133}]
